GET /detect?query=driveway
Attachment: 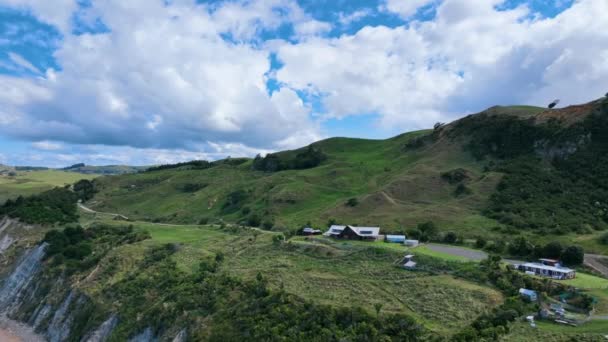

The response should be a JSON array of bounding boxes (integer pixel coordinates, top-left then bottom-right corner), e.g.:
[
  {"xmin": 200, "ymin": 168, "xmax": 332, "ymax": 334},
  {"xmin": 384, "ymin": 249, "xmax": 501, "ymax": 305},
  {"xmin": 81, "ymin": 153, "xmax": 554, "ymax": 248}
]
[{"xmin": 426, "ymin": 244, "xmax": 488, "ymax": 261}]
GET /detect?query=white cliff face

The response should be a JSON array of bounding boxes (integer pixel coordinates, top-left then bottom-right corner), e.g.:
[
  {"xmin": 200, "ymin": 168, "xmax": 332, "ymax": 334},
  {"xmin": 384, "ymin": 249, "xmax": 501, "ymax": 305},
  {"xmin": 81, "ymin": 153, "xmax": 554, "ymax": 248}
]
[
  {"xmin": 0, "ymin": 243, "xmax": 48, "ymax": 311},
  {"xmin": 83, "ymin": 314, "xmax": 119, "ymax": 342},
  {"xmin": 172, "ymin": 329, "xmax": 187, "ymax": 342},
  {"xmin": 0, "ymin": 235, "xmax": 15, "ymax": 255},
  {"xmin": 129, "ymin": 327, "xmax": 157, "ymax": 342},
  {"xmin": 47, "ymin": 291, "xmax": 76, "ymax": 342}
]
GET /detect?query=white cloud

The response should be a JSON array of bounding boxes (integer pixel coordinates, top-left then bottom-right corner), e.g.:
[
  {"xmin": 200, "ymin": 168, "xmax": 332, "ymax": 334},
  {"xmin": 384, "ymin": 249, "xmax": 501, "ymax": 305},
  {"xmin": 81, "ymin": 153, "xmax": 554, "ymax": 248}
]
[
  {"xmin": 8, "ymin": 52, "xmax": 39, "ymax": 73},
  {"xmin": 0, "ymin": 0, "xmax": 321, "ymax": 154},
  {"xmin": 338, "ymin": 9, "xmax": 373, "ymax": 26},
  {"xmin": 276, "ymin": 0, "xmax": 608, "ymax": 130},
  {"xmin": 0, "ymin": 0, "xmax": 606, "ymax": 161},
  {"xmin": 0, "ymin": 0, "xmax": 78, "ymax": 33},
  {"xmin": 381, "ymin": 0, "xmax": 435, "ymax": 19},
  {"xmin": 31, "ymin": 140, "xmax": 63, "ymax": 151}
]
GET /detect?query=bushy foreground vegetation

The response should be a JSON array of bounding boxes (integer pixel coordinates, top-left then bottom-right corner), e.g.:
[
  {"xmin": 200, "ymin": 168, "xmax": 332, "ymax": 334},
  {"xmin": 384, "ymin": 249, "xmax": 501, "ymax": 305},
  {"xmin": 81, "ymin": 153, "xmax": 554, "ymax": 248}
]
[
  {"xmin": 0, "ymin": 187, "xmax": 79, "ymax": 224},
  {"xmin": 104, "ymin": 244, "xmax": 430, "ymax": 341},
  {"xmin": 455, "ymin": 98, "xmax": 608, "ymax": 235}
]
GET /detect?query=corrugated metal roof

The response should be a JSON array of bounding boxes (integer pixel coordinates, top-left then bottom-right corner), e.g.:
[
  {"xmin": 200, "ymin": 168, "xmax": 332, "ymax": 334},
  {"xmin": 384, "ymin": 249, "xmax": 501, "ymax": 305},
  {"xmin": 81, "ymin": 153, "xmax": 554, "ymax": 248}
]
[
  {"xmin": 325, "ymin": 225, "xmax": 380, "ymax": 237},
  {"xmin": 520, "ymin": 262, "xmax": 574, "ymax": 273}
]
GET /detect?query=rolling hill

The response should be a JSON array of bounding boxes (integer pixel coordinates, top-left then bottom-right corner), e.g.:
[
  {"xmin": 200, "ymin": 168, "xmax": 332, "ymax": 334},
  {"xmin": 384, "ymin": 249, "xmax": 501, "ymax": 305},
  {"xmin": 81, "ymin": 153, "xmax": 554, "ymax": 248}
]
[{"xmin": 89, "ymin": 97, "xmax": 608, "ymax": 244}]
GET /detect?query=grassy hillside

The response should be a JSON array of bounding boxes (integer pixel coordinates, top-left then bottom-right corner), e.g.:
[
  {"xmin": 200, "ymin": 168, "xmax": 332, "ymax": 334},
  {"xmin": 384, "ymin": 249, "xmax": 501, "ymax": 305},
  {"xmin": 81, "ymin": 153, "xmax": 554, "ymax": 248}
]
[
  {"xmin": 88, "ymin": 97, "xmax": 608, "ymax": 245},
  {"xmin": 0, "ymin": 170, "xmax": 97, "ymax": 204},
  {"xmin": 91, "ymin": 129, "xmax": 504, "ymax": 235}
]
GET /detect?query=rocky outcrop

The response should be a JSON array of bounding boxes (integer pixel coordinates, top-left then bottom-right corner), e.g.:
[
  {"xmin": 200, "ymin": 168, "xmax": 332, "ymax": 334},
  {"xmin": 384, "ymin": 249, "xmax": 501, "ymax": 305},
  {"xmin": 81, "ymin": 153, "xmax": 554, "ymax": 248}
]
[
  {"xmin": 83, "ymin": 314, "xmax": 119, "ymax": 342},
  {"xmin": 0, "ymin": 243, "xmax": 47, "ymax": 312}
]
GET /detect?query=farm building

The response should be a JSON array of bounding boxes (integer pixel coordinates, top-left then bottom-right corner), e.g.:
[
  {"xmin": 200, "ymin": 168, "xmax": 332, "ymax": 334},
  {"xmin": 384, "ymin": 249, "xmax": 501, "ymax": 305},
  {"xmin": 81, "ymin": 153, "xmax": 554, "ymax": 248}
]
[
  {"xmin": 516, "ymin": 262, "xmax": 576, "ymax": 280},
  {"xmin": 302, "ymin": 227, "xmax": 322, "ymax": 235},
  {"xmin": 404, "ymin": 239, "xmax": 419, "ymax": 247},
  {"xmin": 519, "ymin": 288, "xmax": 538, "ymax": 302},
  {"xmin": 385, "ymin": 235, "xmax": 406, "ymax": 243},
  {"xmin": 323, "ymin": 225, "xmax": 380, "ymax": 241}
]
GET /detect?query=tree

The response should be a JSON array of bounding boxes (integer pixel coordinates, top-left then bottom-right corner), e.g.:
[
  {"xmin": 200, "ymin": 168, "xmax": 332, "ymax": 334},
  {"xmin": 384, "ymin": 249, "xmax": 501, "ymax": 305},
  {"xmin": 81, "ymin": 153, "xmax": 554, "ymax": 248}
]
[
  {"xmin": 417, "ymin": 221, "xmax": 438, "ymax": 242},
  {"xmin": 508, "ymin": 237, "xmax": 534, "ymax": 257},
  {"xmin": 247, "ymin": 213, "xmax": 261, "ymax": 227},
  {"xmin": 374, "ymin": 303, "xmax": 383, "ymax": 317},
  {"xmin": 475, "ymin": 237, "xmax": 487, "ymax": 249},
  {"xmin": 542, "ymin": 241, "xmax": 563, "ymax": 259},
  {"xmin": 561, "ymin": 245, "xmax": 584, "ymax": 266},
  {"xmin": 443, "ymin": 232, "xmax": 458, "ymax": 244},
  {"xmin": 346, "ymin": 198, "xmax": 359, "ymax": 207}
]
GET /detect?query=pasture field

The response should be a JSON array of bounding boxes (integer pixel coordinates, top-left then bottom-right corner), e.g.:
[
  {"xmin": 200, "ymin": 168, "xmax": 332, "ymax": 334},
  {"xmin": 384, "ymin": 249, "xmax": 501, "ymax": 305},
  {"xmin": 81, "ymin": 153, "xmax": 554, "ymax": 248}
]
[
  {"xmin": 89, "ymin": 218, "xmax": 504, "ymax": 335},
  {"xmin": 0, "ymin": 170, "xmax": 96, "ymax": 203}
]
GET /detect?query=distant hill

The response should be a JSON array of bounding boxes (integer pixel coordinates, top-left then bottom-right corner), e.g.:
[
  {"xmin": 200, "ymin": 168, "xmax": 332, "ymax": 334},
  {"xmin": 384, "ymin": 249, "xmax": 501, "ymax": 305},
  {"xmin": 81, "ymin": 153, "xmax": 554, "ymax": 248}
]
[{"xmin": 61, "ymin": 163, "xmax": 148, "ymax": 175}]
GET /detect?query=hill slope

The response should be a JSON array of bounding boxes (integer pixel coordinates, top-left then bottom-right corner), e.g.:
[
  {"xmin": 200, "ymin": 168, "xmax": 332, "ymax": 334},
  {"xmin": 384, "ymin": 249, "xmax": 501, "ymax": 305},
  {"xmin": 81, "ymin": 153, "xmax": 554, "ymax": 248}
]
[{"xmin": 90, "ymin": 98, "xmax": 608, "ymax": 240}]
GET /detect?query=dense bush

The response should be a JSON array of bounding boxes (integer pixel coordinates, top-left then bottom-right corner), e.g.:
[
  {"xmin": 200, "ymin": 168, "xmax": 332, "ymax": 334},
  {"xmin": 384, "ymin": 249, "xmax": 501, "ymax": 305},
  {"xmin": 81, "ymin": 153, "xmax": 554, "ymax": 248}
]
[
  {"xmin": 473, "ymin": 99, "xmax": 608, "ymax": 234},
  {"xmin": 252, "ymin": 146, "xmax": 327, "ymax": 172},
  {"xmin": 43, "ymin": 224, "xmax": 149, "ymax": 274},
  {"xmin": 100, "ymin": 244, "xmax": 430, "ymax": 341},
  {"xmin": 561, "ymin": 245, "xmax": 584, "ymax": 266},
  {"xmin": 0, "ymin": 187, "xmax": 79, "ymax": 224},
  {"xmin": 147, "ymin": 160, "xmax": 213, "ymax": 172},
  {"xmin": 73, "ymin": 179, "xmax": 97, "ymax": 201},
  {"xmin": 441, "ymin": 168, "xmax": 470, "ymax": 184},
  {"xmin": 221, "ymin": 189, "xmax": 248, "ymax": 214}
]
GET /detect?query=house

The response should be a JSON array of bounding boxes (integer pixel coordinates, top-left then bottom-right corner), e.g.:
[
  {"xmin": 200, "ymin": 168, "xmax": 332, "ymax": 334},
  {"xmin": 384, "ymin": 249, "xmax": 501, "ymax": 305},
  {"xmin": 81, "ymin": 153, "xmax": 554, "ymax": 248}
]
[
  {"xmin": 385, "ymin": 235, "xmax": 406, "ymax": 243},
  {"xmin": 516, "ymin": 261, "xmax": 576, "ymax": 279},
  {"xmin": 302, "ymin": 227, "xmax": 322, "ymax": 235},
  {"xmin": 519, "ymin": 288, "xmax": 538, "ymax": 302},
  {"xmin": 323, "ymin": 225, "xmax": 380, "ymax": 241},
  {"xmin": 402, "ymin": 254, "xmax": 417, "ymax": 269},
  {"xmin": 404, "ymin": 239, "xmax": 419, "ymax": 247}
]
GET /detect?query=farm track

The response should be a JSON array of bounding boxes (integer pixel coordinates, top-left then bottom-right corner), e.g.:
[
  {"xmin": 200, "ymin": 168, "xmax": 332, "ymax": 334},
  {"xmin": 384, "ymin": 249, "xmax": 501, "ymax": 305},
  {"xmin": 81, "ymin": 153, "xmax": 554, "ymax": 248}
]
[{"xmin": 584, "ymin": 254, "xmax": 608, "ymax": 278}]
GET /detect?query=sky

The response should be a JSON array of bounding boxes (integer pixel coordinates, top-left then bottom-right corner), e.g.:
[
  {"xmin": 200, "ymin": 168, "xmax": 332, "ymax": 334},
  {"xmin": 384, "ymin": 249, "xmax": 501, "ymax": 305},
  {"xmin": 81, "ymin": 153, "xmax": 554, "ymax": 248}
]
[{"xmin": 0, "ymin": 0, "xmax": 606, "ymax": 167}]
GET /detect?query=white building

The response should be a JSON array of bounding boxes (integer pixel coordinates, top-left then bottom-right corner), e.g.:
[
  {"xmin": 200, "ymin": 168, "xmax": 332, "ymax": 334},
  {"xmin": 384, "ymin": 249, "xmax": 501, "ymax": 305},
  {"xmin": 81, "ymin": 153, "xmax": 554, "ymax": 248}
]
[{"xmin": 517, "ymin": 262, "xmax": 576, "ymax": 279}]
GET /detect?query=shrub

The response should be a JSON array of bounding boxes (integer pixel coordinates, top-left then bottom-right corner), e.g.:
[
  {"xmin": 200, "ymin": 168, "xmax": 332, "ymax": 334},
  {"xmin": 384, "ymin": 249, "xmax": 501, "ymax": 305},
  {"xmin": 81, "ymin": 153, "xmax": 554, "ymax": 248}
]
[
  {"xmin": 443, "ymin": 232, "xmax": 458, "ymax": 244},
  {"xmin": 346, "ymin": 198, "xmax": 359, "ymax": 207},
  {"xmin": 542, "ymin": 241, "xmax": 563, "ymax": 259},
  {"xmin": 561, "ymin": 245, "xmax": 584, "ymax": 266},
  {"xmin": 475, "ymin": 237, "xmax": 487, "ymax": 249},
  {"xmin": 247, "ymin": 214, "xmax": 261, "ymax": 227}
]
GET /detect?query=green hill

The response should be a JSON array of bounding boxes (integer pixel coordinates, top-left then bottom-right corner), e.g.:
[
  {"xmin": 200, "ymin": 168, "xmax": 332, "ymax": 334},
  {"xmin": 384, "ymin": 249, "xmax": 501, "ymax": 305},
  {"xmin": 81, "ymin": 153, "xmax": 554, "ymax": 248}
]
[{"xmin": 89, "ymin": 98, "xmax": 608, "ymax": 245}]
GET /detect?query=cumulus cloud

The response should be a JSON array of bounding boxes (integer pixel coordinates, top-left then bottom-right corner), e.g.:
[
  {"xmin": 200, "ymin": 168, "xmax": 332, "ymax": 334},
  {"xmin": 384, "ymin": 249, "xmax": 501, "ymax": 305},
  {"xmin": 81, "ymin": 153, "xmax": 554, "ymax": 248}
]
[
  {"xmin": 0, "ymin": 0, "xmax": 321, "ymax": 153},
  {"xmin": 0, "ymin": 0, "xmax": 606, "ymax": 164},
  {"xmin": 31, "ymin": 140, "xmax": 63, "ymax": 151},
  {"xmin": 0, "ymin": 0, "xmax": 78, "ymax": 33},
  {"xmin": 381, "ymin": 0, "xmax": 436, "ymax": 19},
  {"xmin": 275, "ymin": 0, "xmax": 608, "ymax": 130}
]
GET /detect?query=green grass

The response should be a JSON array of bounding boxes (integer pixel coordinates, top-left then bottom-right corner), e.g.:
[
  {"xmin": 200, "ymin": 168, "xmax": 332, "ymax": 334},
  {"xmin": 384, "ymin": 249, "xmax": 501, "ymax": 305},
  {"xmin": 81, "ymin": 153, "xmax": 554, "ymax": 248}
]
[
  {"xmin": 0, "ymin": 170, "xmax": 97, "ymax": 203},
  {"xmin": 84, "ymin": 218, "xmax": 504, "ymax": 335},
  {"xmin": 90, "ymin": 128, "xmax": 505, "ymax": 239},
  {"xmin": 503, "ymin": 321, "xmax": 607, "ymax": 341},
  {"xmin": 561, "ymin": 273, "xmax": 608, "ymax": 290},
  {"xmin": 408, "ymin": 245, "xmax": 479, "ymax": 262}
]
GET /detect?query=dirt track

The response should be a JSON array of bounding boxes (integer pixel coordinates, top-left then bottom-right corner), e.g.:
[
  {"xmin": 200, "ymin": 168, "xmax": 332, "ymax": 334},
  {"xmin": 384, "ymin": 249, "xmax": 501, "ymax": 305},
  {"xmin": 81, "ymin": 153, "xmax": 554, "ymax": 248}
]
[{"xmin": 584, "ymin": 254, "xmax": 608, "ymax": 278}]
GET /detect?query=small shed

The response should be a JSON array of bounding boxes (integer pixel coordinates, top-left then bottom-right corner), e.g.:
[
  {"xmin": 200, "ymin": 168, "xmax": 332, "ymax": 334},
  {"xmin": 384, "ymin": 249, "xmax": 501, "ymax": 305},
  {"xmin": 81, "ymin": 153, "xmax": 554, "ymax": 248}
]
[
  {"xmin": 403, "ymin": 260, "xmax": 417, "ymax": 269},
  {"xmin": 519, "ymin": 288, "xmax": 538, "ymax": 302},
  {"xmin": 404, "ymin": 239, "xmax": 419, "ymax": 247},
  {"xmin": 386, "ymin": 235, "xmax": 406, "ymax": 243},
  {"xmin": 402, "ymin": 254, "xmax": 417, "ymax": 269},
  {"xmin": 302, "ymin": 227, "xmax": 322, "ymax": 235}
]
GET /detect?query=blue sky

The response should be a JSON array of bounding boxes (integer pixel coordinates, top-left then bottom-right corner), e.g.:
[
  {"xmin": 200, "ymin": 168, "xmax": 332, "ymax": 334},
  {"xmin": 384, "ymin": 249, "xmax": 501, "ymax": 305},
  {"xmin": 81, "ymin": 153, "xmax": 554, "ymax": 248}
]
[{"xmin": 0, "ymin": 0, "xmax": 606, "ymax": 167}]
